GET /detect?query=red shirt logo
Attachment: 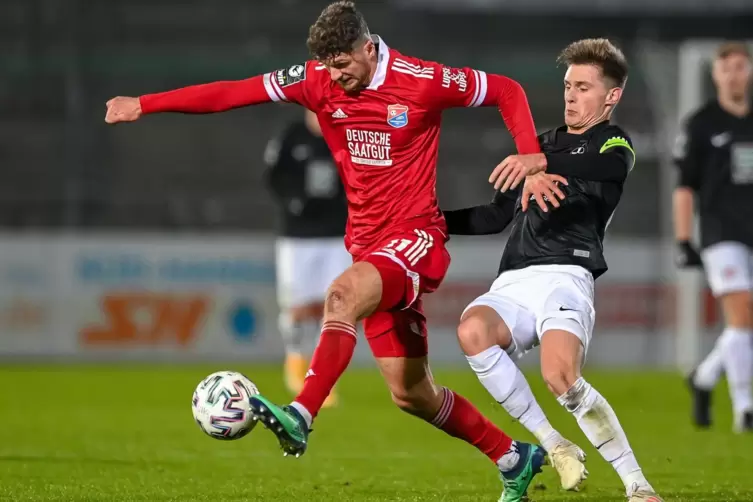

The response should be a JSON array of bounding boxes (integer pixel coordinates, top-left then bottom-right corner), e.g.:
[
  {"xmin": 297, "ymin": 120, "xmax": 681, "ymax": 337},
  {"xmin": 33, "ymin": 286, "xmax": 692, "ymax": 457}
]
[{"xmin": 387, "ymin": 104, "xmax": 409, "ymax": 128}]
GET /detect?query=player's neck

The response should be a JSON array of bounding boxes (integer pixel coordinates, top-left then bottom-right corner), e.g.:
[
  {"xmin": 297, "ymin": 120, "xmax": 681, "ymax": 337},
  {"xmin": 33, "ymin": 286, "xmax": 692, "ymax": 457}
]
[
  {"xmin": 366, "ymin": 53, "xmax": 378, "ymax": 87},
  {"xmin": 718, "ymin": 95, "xmax": 750, "ymax": 118},
  {"xmin": 567, "ymin": 114, "xmax": 611, "ymax": 134}
]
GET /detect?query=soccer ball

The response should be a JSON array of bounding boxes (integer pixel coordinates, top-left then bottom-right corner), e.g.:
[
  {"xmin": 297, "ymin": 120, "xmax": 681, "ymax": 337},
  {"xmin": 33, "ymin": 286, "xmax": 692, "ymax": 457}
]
[{"xmin": 192, "ymin": 371, "xmax": 259, "ymax": 440}]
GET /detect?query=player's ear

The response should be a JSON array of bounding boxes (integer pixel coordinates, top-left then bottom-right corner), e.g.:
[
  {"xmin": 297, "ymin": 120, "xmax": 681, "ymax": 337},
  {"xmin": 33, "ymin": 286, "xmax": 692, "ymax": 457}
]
[
  {"xmin": 605, "ymin": 86, "xmax": 622, "ymax": 107},
  {"xmin": 363, "ymin": 39, "xmax": 375, "ymax": 57}
]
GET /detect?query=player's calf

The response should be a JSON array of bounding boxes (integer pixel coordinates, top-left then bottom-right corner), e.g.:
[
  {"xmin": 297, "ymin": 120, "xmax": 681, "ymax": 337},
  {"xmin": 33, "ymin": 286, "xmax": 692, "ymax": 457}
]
[
  {"xmin": 542, "ymin": 328, "xmax": 659, "ymax": 498},
  {"xmin": 288, "ymin": 262, "xmax": 383, "ymax": 427}
]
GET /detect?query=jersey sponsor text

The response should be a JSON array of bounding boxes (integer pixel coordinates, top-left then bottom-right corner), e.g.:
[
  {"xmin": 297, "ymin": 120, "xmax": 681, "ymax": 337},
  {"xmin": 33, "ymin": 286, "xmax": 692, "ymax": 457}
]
[{"xmin": 346, "ymin": 128, "xmax": 393, "ymax": 166}]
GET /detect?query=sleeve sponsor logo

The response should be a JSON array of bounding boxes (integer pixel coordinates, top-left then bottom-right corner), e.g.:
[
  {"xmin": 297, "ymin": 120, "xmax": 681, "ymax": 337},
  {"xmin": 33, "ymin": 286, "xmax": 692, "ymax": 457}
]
[
  {"xmin": 441, "ymin": 67, "xmax": 468, "ymax": 93},
  {"xmin": 275, "ymin": 64, "xmax": 307, "ymax": 88}
]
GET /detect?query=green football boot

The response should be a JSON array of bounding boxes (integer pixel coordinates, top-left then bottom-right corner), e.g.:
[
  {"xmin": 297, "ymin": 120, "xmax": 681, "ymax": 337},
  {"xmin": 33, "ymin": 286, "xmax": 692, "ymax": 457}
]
[
  {"xmin": 498, "ymin": 443, "xmax": 547, "ymax": 502},
  {"xmin": 249, "ymin": 394, "xmax": 309, "ymax": 457}
]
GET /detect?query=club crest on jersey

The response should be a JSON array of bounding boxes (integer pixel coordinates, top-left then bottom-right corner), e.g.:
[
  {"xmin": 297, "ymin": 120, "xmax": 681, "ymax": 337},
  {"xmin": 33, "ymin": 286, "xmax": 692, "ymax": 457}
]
[{"xmin": 387, "ymin": 104, "xmax": 409, "ymax": 128}]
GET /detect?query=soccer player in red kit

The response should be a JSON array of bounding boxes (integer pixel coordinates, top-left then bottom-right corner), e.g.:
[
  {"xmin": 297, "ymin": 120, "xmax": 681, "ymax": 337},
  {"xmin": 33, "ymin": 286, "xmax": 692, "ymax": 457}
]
[{"xmin": 105, "ymin": 2, "xmax": 564, "ymax": 498}]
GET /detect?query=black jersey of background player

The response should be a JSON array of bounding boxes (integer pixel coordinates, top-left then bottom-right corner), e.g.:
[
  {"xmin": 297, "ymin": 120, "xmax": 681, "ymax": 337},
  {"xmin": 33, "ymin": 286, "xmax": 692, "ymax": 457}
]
[
  {"xmin": 674, "ymin": 101, "xmax": 753, "ymax": 249},
  {"xmin": 264, "ymin": 121, "xmax": 348, "ymax": 238}
]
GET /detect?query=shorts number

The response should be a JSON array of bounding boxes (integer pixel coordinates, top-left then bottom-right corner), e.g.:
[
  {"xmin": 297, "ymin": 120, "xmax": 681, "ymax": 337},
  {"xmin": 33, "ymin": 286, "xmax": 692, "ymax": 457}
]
[{"xmin": 383, "ymin": 230, "xmax": 434, "ymax": 266}]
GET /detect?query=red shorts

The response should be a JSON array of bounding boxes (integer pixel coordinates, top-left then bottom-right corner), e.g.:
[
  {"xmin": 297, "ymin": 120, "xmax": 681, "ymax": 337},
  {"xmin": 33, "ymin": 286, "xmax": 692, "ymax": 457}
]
[{"xmin": 356, "ymin": 228, "xmax": 450, "ymax": 358}]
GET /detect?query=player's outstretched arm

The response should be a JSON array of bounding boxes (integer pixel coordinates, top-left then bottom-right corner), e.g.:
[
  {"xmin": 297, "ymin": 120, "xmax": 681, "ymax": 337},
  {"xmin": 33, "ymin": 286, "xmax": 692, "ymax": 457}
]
[
  {"xmin": 443, "ymin": 192, "xmax": 516, "ymax": 235},
  {"xmin": 105, "ymin": 77, "xmax": 272, "ymax": 124},
  {"xmin": 105, "ymin": 63, "xmax": 314, "ymax": 124},
  {"xmin": 489, "ymin": 134, "xmax": 634, "ymax": 192}
]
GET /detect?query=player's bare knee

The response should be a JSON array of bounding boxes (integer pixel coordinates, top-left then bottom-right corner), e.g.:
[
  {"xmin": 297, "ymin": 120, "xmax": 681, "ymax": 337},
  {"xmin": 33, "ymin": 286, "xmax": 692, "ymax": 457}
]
[
  {"xmin": 457, "ymin": 308, "xmax": 511, "ymax": 355},
  {"xmin": 457, "ymin": 316, "xmax": 493, "ymax": 355},
  {"xmin": 324, "ymin": 280, "xmax": 357, "ymax": 321}
]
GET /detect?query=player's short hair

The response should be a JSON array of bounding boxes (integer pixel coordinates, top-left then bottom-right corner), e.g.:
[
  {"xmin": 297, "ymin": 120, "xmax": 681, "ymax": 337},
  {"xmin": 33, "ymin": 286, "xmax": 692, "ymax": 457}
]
[
  {"xmin": 557, "ymin": 38, "xmax": 629, "ymax": 88},
  {"xmin": 715, "ymin": 41, "xmax": 751, "ymax": 61},
  {"xmin": 307, "ymin": 1, "xmax": 371, "ymax": 61}
]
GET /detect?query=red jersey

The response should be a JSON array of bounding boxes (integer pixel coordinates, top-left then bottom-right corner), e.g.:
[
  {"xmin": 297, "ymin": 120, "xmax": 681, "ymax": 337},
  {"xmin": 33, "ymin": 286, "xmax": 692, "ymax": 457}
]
[{"xmin": 140, "ymin": 36, "xmax": 540, "ymax": 256}]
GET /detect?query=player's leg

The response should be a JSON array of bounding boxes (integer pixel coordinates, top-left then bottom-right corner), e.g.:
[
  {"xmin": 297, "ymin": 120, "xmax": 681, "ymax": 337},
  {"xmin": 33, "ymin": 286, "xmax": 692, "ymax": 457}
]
[
  {"xmin": 694, "ymin": 242, "xmax": 753, "ymax": 431},
  {"xmin": 536, "ymin": 268, "xmax": 661, "ymax": 501},
  {"xmin": 276, "ymin": 238, "xmax": 319, "ymax": 394},
  {"xmin": 457, "ymin": 299, "xmax": 587, "ymax": 491},
  {"xmin": 315, "ymin": 237, "xmax": 357, "ymax": 408},
  {"xmin": 280, "ymin": 304, "xmax": 321, "ymax": 394},
  {"xmin": 366, "ymin": 308, "xmax": 545, "ymax": 502},
  {"xmin": 250, "ymin": 259, "xmax": 382, "ymax": 456}
]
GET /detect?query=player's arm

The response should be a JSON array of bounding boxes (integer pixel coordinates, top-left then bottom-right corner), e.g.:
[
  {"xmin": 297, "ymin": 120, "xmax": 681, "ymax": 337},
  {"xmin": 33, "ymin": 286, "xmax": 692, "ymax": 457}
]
[
  {"xmin": 544, "ymin": 135, "xmax": 635, "ymax": 182},
  {"xmin": 426, "ymin": 64, "xmax": 540, "ymax": 154},
  {"xmin": 490, "ymin": 132, "xmax": 634, "ymax": 192},
  {"xmin": 104, "ymin": 63, "xmax": 315, "ymax": 123},
  {"xmin": 443, "ymin": 191, "xmax": 517, "ymax": 235},
  {"xmin": 672, "ymin": 116, "xmax": 705, "ymax": 267}
]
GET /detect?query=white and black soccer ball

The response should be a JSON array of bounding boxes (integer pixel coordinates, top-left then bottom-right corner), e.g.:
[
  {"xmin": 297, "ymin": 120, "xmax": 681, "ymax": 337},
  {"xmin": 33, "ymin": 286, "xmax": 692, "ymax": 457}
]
[{"xmin": 192, "ymin": 371, "xmax": 259, "ymax": 440}]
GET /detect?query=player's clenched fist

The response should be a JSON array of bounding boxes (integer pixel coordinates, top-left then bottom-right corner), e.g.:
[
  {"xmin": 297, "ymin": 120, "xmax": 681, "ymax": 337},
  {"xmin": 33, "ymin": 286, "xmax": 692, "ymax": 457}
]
[
  {"xmin": 490, "ymin": 153, "xmax": 548, "ymax": 193},
  {"xmin": 105, "ymin": 96, "xmax": 142, "ymax": 124}
]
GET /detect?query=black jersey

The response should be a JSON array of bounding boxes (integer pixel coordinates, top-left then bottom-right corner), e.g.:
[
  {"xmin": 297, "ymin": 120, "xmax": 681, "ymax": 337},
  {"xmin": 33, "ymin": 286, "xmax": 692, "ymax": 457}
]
[
  {"xmin": 674, "ymin": 101, "xmax": 753, "ymax": 249},
  {"xmin": 443, "ymin": 121, "xmax": 635, "ymax": 279},
  {"xmin": 264, "ymin": 121, "xmax": 348, "ymax": 238}
]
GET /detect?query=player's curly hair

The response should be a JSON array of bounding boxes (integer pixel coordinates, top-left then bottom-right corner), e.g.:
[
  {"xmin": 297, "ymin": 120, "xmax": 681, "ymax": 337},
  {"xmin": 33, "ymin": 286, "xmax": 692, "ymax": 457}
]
[
  {"xmin": 307, "ymin": 1, "xmax": 371, "ymax": 61},
  {"xmin": 557, "ymin": 38, "xmax": 628, "ymax": 88}
]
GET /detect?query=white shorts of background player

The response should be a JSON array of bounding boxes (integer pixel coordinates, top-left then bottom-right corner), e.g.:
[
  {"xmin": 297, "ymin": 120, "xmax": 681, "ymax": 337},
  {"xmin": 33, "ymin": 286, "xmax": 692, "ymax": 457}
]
[
  {"xmin": 463, "ymin": 264, "xmax": 596, "ymax": 361},
  {"xmin": 275, "ymin": 237, "xmax": 352, "ymax": 309},
  {"xmin": 701, "ymin": 241, "xmax": 753, "ymax": 296}
]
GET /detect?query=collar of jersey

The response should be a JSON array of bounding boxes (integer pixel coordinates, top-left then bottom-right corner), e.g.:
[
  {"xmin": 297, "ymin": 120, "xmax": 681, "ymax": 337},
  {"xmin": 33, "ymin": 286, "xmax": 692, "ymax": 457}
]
[
  {"xmin": 558, "ymin": 119, "xmax": 611, "ymax": 139},
  {"xmin": 366, "ymin": 35, "xmax": 390, "ymax": 91}
]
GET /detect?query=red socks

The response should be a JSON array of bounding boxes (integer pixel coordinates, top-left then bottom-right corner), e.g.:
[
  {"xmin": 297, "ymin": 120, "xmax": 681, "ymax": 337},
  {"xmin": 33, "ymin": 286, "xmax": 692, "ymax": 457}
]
[
  {"xmin": 293, "ymin": 321, "xmax": 357, "ymax": 419},
  {"xmin": 431, "ymin": 387, "xmax": 513, "ymax": 463}
]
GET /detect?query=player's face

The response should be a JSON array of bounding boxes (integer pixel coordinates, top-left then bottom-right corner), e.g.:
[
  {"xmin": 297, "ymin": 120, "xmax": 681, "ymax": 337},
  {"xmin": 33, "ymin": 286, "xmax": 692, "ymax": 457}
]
[
  {"xmin": 713, "ymin": 53, "xmax": 752, "ymax": 101},
  {"xmin": 323, "ymin": 40, "xmax": 376, "ymax": 93},
  {"xmin": 563, "ymin": 64, "xmax": 621, "ymax": 131}
]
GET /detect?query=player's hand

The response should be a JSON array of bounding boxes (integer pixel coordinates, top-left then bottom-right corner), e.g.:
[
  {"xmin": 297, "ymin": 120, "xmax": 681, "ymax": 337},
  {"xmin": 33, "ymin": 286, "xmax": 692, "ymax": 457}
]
[
  {"xmin": 521, "ymin": 173, "xmax": 568, "ymax": 213},
  {"xmin": 105, "ymin": 96, "xmax": 142, "ymax": 124},
  {"xmin": 489, "ymin": 153, "xmax": 548, "ymax": 192},
  {"xmin": 676, "ymin": 240, "xmax": 703, "ymax": 268}
]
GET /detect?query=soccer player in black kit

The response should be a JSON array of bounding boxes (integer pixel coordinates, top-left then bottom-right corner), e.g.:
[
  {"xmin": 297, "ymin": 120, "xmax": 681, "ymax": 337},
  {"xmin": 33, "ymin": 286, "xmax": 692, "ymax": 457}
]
[
  {"xmin": 265, "ymin": 109, "xmax": 349, "ymax": 407},
  {"xmin": 674, "ymin": 42, "xmax": 753, "ymax": 433},
  {"xmin": 442, "ymin": 39, "xmax": 662, "ymax": 502}
]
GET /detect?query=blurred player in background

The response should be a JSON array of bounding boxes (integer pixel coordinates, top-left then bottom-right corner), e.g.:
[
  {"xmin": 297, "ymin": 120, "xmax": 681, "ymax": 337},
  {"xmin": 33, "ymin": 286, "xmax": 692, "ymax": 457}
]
[
  {"xmin": 674, "ymin": 42, "xmax": 753, "ymax": 432},
  {"xmin": 265, "ymin": 110, "xmax": 350, "ymax": 407},
  {"xmin": 104, "ymin": 2, "xmax": 561, "ymax": 499},
  {"xmin": 444, "ymin": 39, "xmax": 663, "ymax": 501}
]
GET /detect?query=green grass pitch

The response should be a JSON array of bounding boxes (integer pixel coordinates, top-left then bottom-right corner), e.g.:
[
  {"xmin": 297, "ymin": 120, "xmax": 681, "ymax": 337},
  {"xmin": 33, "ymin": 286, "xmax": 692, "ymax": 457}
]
[{"xmin": 2, "ymin": 364, "xmax": 752, "ymax": 501}]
